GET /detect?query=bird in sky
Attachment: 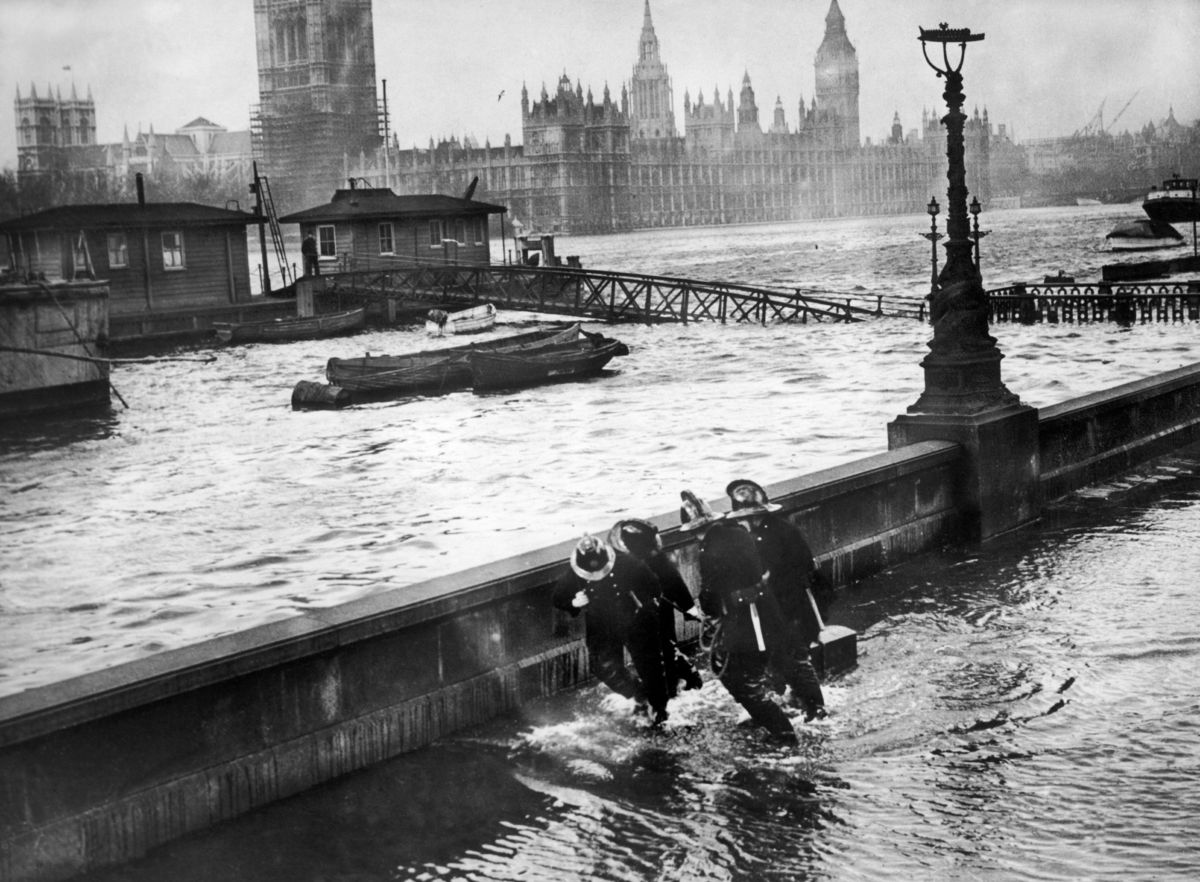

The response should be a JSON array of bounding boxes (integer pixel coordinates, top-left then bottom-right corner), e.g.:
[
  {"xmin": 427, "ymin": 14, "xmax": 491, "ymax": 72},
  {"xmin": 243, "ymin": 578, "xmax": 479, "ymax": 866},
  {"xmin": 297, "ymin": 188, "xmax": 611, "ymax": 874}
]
[{"xmin": 497, "ymin": 89, "xmax": 505, "ymax": 102}]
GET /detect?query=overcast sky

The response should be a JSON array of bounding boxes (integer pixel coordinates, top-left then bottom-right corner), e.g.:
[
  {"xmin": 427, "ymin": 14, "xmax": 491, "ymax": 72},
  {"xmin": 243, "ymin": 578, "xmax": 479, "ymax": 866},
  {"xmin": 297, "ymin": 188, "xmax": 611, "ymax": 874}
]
[{"xmin": 2, "ymin": 0, "xmax": 1198, "ymax": 171}]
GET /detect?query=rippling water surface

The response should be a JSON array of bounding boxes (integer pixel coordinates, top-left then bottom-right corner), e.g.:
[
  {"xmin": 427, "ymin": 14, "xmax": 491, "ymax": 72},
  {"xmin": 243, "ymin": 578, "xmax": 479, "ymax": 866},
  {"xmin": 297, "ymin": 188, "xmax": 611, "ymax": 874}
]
[
  {"xmin": 9, "ymin": 203, "xmax": 1200, "ymax": 880},
  {"xmin": 2, "ymin": 204, "xmax": 1198, "ymax": 694},
  {"xmin": 77, "ymin": 459, "xmax": 1200, "ymax": 881}
]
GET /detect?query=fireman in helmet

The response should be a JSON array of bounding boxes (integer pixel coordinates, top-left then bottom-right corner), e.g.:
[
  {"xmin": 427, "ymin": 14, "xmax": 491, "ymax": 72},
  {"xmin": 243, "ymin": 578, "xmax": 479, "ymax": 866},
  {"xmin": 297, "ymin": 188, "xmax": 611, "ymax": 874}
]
[
  {"xmin": 608, "ymin": 518, "xmax": 704, "ymax": 695},
  {"xmin": 680, "ymin": 489, "xmax": 815, "ymax": 744},
  {"xmin": 553, "ymin": 534, "xmax": 671, "ymax": 725},
  {"xmin": 725, "ymin": 479, "xmax": 827, "ymax": 721}
]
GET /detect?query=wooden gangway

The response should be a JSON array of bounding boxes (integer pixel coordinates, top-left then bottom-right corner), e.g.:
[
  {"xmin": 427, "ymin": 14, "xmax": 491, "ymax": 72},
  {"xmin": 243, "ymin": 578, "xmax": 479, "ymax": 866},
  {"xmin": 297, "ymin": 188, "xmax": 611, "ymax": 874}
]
[
  {"xmin": 988, "ymin": 279, "xmax": 1200, "ymax": 324},
  {"xmin": 316, "ymin": 259, "xmax": 924, "ymax": 325}
]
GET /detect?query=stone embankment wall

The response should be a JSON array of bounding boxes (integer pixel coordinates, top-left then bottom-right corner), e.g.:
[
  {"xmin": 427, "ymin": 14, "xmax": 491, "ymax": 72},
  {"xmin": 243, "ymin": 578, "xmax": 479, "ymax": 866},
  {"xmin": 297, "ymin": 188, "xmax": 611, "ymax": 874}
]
[
  {"xmin": 1038, "ymin": 363, "xmax": 1200, "ymax": 500},
  {"xmin": 5, "ymin": 360, "xmax": 1200, "ymax": 881}
]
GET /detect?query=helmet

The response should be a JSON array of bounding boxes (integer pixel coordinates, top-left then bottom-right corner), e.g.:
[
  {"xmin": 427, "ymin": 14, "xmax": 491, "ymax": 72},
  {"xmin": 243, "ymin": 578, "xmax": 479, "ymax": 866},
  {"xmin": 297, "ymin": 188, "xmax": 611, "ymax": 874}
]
[
  {"xmin": 570, "ymin": 534, "xmax": 615, "ymax": 582},
  {"xmin": 725, "ymin": 479, "xmax": 782, "ymax": 518},
  {"xmin": 608, "ymin": 518, "xmax": 661, "ymax": 557},
  {"xmin": 679, "ymin": 490, "xmax": 725, "ymax": 532}
]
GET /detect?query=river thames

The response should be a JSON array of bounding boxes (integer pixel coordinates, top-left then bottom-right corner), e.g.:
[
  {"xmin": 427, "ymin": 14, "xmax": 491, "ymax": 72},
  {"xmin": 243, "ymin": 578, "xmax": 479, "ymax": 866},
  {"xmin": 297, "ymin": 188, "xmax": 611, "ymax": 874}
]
[
  {"xmin": 2, "ymin": 203, "xmax": 1196, "ymax": 694},
  {"xmin": 6, "ymin": 203, "xmax": 1200, "ymax": 879}
]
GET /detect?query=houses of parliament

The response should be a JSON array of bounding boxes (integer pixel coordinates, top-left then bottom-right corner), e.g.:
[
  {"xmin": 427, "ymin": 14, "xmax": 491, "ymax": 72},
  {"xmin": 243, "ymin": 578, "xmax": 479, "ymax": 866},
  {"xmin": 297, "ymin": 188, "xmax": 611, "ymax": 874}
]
[{"xmin": 362, "ymin": 0, "xmax": 994, "ymax": 234}]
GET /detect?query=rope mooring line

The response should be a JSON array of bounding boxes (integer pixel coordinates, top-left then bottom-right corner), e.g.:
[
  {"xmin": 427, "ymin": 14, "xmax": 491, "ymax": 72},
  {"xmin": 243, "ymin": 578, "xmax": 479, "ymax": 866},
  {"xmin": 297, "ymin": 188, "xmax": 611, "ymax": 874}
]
[
  {"xmin": 37, "ymin": 282, "xmax": 129, "ymax": 407},
  {"xmin": 0, "ymin": 345, "xmax": 217, "ymax": 366}
]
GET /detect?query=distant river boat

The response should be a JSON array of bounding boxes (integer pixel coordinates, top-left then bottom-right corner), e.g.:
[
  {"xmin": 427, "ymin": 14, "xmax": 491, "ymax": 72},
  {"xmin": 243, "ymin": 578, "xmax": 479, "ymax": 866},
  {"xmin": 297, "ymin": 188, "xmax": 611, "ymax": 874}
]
[
  {"xmin": 1142, "ymin": 174, "xmax": 1200, "ymax": 224},
  {"xmin": 1104, "ymin": 218, "xmax": 1185, "ymax": 251}
]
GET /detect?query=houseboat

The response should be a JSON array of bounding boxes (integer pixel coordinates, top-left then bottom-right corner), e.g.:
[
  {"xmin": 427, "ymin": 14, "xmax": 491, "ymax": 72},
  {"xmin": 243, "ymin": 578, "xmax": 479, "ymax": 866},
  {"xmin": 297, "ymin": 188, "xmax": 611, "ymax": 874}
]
[
  {"xmin": 0, "ymin": 181, "xmax": 265, "ymax": 345},
  {"xmin": 278, "ymin": 182, "xmax": 507, "ymax": 271}
]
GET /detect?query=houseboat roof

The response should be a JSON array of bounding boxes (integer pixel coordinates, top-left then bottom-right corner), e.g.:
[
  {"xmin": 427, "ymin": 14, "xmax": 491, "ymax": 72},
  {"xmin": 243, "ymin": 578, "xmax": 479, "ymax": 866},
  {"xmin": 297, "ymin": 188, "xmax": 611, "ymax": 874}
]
[
  {"xmin": 0, "ymin": 202, "xmax": 259, "ymax": 232},
  {"xmin": 278, "ymin": 189, "xmax": 507, "ymax": 225}
]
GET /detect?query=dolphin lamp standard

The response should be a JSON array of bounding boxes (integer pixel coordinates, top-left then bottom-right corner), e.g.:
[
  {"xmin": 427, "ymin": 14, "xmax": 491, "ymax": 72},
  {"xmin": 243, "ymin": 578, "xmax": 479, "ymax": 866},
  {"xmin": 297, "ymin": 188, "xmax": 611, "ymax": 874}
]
[
  {"xmin": 969, "ymin": 195, "xmax": 989, "ymax": 270},
  {"xmin": 908, "ymin": 22, "xmax": 1018, "ymax": 414},
  {"xmin": 922, "ymin": 196, "xmax": 942, "ymax": 301}
]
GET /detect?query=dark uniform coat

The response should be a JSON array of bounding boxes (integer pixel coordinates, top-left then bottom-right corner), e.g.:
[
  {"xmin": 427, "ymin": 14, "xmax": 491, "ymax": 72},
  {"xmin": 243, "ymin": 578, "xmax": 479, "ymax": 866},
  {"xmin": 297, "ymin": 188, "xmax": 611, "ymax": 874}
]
[
  {"xmin": 640, "ymin": 550, "xmax": 703, "ymax": 693},
  {"xmin": 746, "ymin": 513, "xmax": 824, "ymax": 644},
  {"xmin": 553, "ymin": 551, "xmax": 669, "ymax": 717},
  {"xmin": 697, "ymin": 521, "xmax": 825, "ymax": 737}
]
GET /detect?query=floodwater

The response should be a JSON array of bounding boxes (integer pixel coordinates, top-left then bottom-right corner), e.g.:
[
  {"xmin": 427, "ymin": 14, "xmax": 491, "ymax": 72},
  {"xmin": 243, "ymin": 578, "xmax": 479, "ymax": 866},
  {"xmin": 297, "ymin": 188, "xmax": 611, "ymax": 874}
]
[
  {"xmin": 1, "ymin": 204, "xmax": 1197, "ymax": 695},
  {"xmin": 7, "ymin": 202, "xmax": 1200, "ymax": 880},
  {"xmin": 77, "ymin": 453, "xmax": 1200, "ymax": 881}
]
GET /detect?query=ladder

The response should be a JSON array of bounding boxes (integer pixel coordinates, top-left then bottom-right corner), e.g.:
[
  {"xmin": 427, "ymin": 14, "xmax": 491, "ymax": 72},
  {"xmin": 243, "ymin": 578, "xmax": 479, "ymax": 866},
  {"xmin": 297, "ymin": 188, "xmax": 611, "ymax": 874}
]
[
  {"xmin": 250, "ymin": 161, "xmax": 293, "ymax": 292},
  {"xmin": 259, "ymin": 173, "xmax": 292, "ymax": 289}
]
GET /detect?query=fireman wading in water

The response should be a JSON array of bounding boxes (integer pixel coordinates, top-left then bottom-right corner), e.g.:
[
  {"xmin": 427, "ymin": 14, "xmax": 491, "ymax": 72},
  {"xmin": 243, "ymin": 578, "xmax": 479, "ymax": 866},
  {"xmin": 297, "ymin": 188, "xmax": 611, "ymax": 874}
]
[
  {"xmin": 608, "ymin": 518, "xmax": 705, "ymax": 697},
  {"xmin": 680, "ymin": 489, "xmax": 820, "ymax": 744},
  {"xmin": 725, "ymin": 479, "xmax": 828, "ymax": 721},
  {"xmin": 553, "ymin": 535, "xmax": 671, "ymax": 726}
]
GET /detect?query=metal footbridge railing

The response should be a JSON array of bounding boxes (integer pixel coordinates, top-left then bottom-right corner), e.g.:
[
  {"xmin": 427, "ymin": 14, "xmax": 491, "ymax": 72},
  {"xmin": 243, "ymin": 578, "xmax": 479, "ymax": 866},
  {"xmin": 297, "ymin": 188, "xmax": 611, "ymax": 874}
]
[
  {"xmin": 987, "ymin": 280, "xmax": 1200, "ymax": 324},
  {"xmin": 314, "ymin": 258, "xmax": 923, "ymax": 325}
]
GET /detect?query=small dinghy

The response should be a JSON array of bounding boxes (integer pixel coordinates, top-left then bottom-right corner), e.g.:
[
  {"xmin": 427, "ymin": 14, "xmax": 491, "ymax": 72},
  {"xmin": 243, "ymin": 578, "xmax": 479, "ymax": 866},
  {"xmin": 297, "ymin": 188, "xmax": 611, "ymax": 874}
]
[{"xmin": 425, "ymin": 303, "xmax": 497, "ymax": 336}]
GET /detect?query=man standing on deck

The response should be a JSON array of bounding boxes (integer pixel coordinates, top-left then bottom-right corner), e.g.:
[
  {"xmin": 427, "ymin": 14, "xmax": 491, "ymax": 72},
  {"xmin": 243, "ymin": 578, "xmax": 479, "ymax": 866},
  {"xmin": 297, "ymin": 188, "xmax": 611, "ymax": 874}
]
[
  {"xmin": 680, "ymin": 489, "xmax": 816, "ymax": 744},
  {"xmin": 301, "ymin": 233, "xmax": 320, "ymax": 277},
  {"xmin": 553, "ymin": 535, "xmax": 671, "ymax": 726},
  {"xmin": 725, "ymin": 479, "xmax": 827, "ymax": 721},
  {"xmin": 608, "ymin": 518, "xmax": 704, "ymax": 696}
]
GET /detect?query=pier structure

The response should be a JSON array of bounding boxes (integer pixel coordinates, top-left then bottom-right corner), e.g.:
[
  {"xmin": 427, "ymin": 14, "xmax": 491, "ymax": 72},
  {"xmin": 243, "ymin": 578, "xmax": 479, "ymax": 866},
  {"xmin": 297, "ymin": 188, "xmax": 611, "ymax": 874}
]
[{"xmin": 311, "ymin": 261, "xmax": 895, "ymax": 325}]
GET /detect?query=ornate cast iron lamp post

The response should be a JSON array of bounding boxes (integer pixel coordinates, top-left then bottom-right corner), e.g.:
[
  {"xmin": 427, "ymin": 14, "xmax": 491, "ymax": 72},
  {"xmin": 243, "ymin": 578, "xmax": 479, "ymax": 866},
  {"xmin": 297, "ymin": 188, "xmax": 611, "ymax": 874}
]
[
  {"xmin": 969, "ymin": 195, "xmax": 990, "ymax": 270},
  {"xmin": 889, "ymin": 23, "xmax": 1039, "ymax": 545},
  {"xmin": 922, "ymin": 196, "xmax": 942, "ymax": 302},
  {"xmin": 908, "ymin": 23, "xmax": 1017, "ymax": 414}
]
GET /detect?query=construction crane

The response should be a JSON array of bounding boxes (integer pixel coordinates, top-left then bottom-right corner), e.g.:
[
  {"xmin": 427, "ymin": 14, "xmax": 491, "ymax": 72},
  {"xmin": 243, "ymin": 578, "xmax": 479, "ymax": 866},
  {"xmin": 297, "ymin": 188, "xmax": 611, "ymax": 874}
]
[
  {"xmin": 1074, "ymin": 99, "xmax": 1106, "ymax": 138},
  {"xmin": 1106, "ymin": 91, "xmax": 1140, "ymax": 133}
]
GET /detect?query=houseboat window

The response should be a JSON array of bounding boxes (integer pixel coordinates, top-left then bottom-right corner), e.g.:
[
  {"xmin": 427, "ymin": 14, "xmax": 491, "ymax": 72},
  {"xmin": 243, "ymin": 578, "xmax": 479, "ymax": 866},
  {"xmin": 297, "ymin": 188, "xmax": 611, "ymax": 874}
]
[
  {"xmin": 161, "ymin": 231, "xmax": 185, "ymax": 270},
  {"xmin": 429, "ymin": 220, "xmax": 442, "ymax": 247},
  {"xmin": 317, "ymin": 224, "xmax": 336, "ymax": 258},
  {"xmin": 378, "ymin": 222, "xmax": 394, "ymax": 255},
  {"xmin": 72, "ymin": 233, "xmax": 90, "ymax": 273},
  {"xmin": 107, "ymin": 233, "xmax": 128, "ymax": 268},
  {"xmin": 455, "ymin": 219, "xmax": 466, "ymax": 245}
]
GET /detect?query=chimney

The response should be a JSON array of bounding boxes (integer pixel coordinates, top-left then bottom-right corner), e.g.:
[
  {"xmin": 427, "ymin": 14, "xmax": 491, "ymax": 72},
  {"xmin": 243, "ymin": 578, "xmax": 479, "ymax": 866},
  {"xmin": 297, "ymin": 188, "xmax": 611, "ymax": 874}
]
[{"xmin": 135, "ymin": 172, "xmax": 145, "ymax": 206}]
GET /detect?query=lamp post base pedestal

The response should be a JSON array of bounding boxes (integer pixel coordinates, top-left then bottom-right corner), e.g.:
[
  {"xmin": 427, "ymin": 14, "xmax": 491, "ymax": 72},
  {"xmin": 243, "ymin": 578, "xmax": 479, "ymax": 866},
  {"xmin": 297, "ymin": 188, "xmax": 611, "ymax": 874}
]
[
  {"xmin": 908, "ymin": 348, "xmax": 1020, "ymax": 415},
  {"xmin": 887, "ymin": 403, "xmax": 1040, "ymax": 544}
]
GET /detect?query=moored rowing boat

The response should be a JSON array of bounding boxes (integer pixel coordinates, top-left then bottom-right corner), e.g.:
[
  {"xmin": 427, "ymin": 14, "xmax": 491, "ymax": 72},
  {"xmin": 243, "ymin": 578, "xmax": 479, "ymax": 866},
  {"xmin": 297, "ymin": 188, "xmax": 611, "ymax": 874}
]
[
  {"xmin": 469, "ymin": 335, "xmax": 629, "ymax": 391},
  {"xmin": 325, "ymin": 323, "xmax": 583, "ymax": 395},
  {"xmin": 425, "ymin": 303, "xmax": 497, "ymax": 336},
  {"xmin": 214, "ymin": 307, "xmax": 366, "ymax": 344}
]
